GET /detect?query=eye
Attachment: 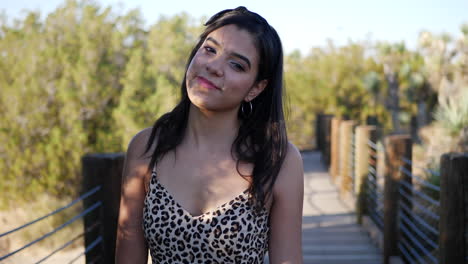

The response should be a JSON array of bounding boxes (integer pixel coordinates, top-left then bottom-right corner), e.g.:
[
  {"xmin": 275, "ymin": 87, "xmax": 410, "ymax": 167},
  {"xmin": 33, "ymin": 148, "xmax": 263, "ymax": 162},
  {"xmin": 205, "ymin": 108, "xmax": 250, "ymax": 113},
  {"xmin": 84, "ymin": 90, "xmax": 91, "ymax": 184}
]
[
  {"xmin": 230, "ymin": 61, "xmax": 245, "ymax": 72},
  {"xmin": 203, "ymin": 46, "xmax": 216, "ymax": 54}
]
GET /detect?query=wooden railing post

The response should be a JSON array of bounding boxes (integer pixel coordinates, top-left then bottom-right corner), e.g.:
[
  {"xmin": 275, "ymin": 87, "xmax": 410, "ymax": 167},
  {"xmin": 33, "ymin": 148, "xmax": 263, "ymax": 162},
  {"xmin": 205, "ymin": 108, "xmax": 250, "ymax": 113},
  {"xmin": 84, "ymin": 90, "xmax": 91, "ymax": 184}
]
[
  {"xmin": 320, "ymin": 115, "xmax": 334, "ymax": 167},
  {"xmin": 439, "ymin": 153, "xmax": 468, "ymax": 264},
  {"xmin": 366, "ymin": 115, "xmax": 378, "ymax": 126},
  {"xmin": 316, "ymin": 114, "xmax": 333, "ymax": 152},
  {"xmin": 367, "ymin": 129, "xmax": 379, "ymax": 227},
  {"xmin": 355, "ymin": 125, "xmax": 377, "ymax": 224},
  {"xmin": 330, "ymin": 117, "xmax": 342, "ymax": 182},
  {"xmin": 339, "ymin": 120, "xmax": 357, "ymax": 199},
  {"xmin": 315, "ymin": 113, "xmax": 324, "ymax": 152},
  {"xmin": 82, "ymin": 153, "xmax": 125, "ymax": 264},
  {"xmin": 410, "ymin": 115, "xmax": 420, "ymax": 144},
  {"xmin": 383, "ymin": 135, "xmax": 412, "ymax": 264}
]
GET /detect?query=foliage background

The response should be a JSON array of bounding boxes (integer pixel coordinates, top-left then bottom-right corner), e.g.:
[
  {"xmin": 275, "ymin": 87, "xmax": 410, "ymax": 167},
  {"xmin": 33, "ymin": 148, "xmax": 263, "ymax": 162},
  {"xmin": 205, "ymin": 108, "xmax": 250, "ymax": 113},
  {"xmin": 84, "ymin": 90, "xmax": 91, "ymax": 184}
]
[{"xmin": 0, "ymin": 0, "xmax": 467, "ymax": 206}]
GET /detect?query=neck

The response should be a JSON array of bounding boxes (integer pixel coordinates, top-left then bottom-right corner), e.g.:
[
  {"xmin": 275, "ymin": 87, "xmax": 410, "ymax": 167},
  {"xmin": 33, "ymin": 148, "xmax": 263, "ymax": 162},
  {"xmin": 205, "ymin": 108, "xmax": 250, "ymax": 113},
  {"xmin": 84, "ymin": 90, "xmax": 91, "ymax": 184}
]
[{"xmin": 184, "ymin": 104, "xmax": 240, "ymax": 153}]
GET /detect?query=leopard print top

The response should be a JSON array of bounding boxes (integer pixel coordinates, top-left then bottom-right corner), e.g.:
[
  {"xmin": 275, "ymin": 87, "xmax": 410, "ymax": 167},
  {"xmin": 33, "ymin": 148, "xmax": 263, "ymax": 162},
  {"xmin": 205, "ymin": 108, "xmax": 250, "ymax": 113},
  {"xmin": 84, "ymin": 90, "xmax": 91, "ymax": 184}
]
[{"xmin": 143, "ymin": 171, "xmax": 270, "ymax": 264}]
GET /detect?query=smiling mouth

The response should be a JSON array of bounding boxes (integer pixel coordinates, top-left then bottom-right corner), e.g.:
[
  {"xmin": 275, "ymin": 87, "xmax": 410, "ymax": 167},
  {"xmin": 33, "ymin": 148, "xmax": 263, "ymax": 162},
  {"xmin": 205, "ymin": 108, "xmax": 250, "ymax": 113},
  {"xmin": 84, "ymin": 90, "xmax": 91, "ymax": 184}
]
[{"xmin": 196, "ymin": 76, "xmax": 220, "ymax": 90}]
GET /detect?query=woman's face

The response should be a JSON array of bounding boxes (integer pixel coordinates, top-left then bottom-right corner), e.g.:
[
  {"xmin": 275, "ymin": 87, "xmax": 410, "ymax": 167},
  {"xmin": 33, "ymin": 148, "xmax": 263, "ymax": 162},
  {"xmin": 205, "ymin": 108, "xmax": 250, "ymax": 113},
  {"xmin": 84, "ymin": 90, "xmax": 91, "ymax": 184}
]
[{"xmin": 186, "ymin": 24, "xmax": 267, "ymax": 113}]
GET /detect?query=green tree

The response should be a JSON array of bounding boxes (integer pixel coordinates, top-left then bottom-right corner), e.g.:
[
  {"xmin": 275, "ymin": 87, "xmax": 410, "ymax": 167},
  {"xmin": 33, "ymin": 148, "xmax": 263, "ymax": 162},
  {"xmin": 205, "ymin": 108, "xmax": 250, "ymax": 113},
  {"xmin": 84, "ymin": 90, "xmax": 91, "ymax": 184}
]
[
  {"xmin": 113, "ymin": 13, "xmax": 202, "ymax": 149},
  {"xmin": 0, "ymin": 0, "xmax": 137, "ymax": 203}
]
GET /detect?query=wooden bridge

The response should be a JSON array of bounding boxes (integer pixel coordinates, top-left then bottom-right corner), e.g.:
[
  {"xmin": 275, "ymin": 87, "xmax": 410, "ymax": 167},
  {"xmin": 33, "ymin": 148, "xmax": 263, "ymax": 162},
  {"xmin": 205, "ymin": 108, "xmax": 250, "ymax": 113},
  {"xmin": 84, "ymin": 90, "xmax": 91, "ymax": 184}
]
[
  {"xmin": 3, "ymin": 138, "xmax": 466, "ymax": 263},
  {"xmin": 300, "ymin": 151, "xmax": 382, "ymax": 264}
]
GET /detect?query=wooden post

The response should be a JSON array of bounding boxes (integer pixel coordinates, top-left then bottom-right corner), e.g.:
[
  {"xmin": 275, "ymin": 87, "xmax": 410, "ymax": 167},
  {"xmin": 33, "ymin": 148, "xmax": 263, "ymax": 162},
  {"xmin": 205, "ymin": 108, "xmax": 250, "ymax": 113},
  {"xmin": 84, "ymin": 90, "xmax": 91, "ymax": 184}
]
[
  {"xmin": 383, "ymin": 135, "xmax": 412, "ymax": 264},
  {"xmin": 339, "ymin": 120, "xmax": 357, "ymax": 198},
  {"xmin": 316, "ymin": 113, "xmax": 324, "ymax": 152},
  {"xmin": 366, "ymin": 115, "xmax": 379, "ymax": 126},
  {"xmin": 410, "ymin": 115, "xmax": 421, "ymax": 144},
  {"xmin": 355, "ymin": 125, "xmax": 377, "ymax": 224},
  {"xmin": 337, "ymin": 121, "xmax": 346, "ymax": 185},
  {"xmin": 439, "ymin": 153, "xmax": 468, "ymax": 264},
  {"xmin": 367, "ymin": 127, "xmax": 379, "ymax": 228},
  {"xmin": 82, "ymin": 153, "xmax": 125, "ymax": 264},
  {"xmin": 321, "ymin": 115, "xmax": 334, "ymax": 167},
  {"xmin": 366, "ymin": 115, "xmax": 381, "ymax": 140},
  {"xmin": 330, "ymin": 117, "xmax": 342, "ymax": 182}
]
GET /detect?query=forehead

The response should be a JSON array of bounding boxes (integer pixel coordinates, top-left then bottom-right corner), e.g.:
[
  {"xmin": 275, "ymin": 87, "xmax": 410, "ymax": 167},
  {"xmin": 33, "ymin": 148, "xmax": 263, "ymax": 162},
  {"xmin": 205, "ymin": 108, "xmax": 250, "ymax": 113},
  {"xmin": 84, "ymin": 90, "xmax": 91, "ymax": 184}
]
[{"xmin": 205, "ymin": 25, "xmax": 259, "ymax": 63}]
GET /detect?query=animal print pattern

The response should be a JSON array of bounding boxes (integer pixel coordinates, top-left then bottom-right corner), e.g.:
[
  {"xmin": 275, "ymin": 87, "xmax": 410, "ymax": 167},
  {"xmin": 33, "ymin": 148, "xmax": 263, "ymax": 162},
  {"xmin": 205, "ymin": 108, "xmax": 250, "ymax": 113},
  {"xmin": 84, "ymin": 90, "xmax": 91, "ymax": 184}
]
[{"xmin": 143, "ymin": 171, "xmax": 270, "ymax": 264}]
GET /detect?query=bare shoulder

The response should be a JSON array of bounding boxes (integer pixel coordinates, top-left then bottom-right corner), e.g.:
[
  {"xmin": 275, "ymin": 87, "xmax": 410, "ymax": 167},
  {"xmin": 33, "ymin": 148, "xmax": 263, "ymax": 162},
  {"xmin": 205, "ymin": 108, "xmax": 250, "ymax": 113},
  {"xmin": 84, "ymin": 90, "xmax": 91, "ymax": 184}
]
[
  {"xmin": 116, "ymin": 128, "xmax": 153, "ymax": 262},
  {"xmin": 127, "ymin": 127, "xmax": 153, "ymax": 156},
  {"xmin": 284, "ymin": 142, "xmax": 302, "ymax": 168},
  {"xmin": 273, "ymin": 142, "xmax": 304, "ymax": 196},
  {"xmin": 124, "ymin": 127, "xmax": 154, "ymax": 180},
  {"xmin": 268, "ymin": 141, "xmax": 304, "ymax": 263},
  {"xmin": 279, "ymin": 142, "xmax": 303, "ymax": 180}
]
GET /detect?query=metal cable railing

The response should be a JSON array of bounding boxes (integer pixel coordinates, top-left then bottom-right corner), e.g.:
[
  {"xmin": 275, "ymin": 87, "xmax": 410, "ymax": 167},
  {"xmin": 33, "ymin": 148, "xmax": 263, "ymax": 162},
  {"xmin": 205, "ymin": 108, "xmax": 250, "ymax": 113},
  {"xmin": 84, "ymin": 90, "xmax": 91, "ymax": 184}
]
[
  {"xmin": 399, "ymin": 180, "xmax": 440, "ymax": 207},
  {"xmin": 320, "ymin": 117, "xmax": 468, "ymax": 262},
  {"xmin": 398, "ymin": 189, "xmax": 439, "ymax": 221},
  {"xmin": 34, "ymin": 221, "xmax": 100, "ymax": 264},
  {"xmin": 68, "ymin": 235, "xmax": 103, "ymax": 264},
  {"xmin": 349, "ymin": 131, "xmax": 356, "ymax": 195},
  {"xmin": 0, "ymin": 186, "xmax": 101, "ymax": 239},
  {"xmin": 367, "ymin": 139, "xmax": 384, "ymax": 230},
  {"xmin": 397, "ymin": 158, "xmax": 440, "ymax": 264},
  {"xmin": 400, "ymin": 222, "xmax": 438, "ymax": 263},
  {"xmin": 0, "ymin": 186, "xmax": 102, "ymax": 262}
]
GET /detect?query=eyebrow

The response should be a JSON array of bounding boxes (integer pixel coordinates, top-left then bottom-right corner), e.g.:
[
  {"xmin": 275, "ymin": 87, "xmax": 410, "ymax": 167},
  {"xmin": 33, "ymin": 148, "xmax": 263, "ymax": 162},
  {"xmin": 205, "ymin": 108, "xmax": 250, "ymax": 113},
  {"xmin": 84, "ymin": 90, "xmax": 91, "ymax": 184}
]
[{"xmin": 206, "ymin": 37, "xmax": 252, "ymax": 69}]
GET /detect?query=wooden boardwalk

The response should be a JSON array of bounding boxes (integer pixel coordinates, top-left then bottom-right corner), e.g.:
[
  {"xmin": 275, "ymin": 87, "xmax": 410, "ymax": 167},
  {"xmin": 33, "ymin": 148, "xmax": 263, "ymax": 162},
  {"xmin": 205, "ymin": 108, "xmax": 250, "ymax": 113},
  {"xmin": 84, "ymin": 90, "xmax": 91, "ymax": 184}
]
[{"xmin": 301, "ymin": 151, "xmax": 382, "ymax": 264}]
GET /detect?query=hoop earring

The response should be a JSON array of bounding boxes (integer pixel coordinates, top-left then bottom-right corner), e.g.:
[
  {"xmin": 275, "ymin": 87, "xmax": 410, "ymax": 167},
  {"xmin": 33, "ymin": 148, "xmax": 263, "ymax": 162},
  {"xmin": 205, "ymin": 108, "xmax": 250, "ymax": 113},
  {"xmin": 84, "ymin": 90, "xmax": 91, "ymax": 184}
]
[{"xmin": 241, "ymin": 101, "xmax": 253, "ymax": 117}]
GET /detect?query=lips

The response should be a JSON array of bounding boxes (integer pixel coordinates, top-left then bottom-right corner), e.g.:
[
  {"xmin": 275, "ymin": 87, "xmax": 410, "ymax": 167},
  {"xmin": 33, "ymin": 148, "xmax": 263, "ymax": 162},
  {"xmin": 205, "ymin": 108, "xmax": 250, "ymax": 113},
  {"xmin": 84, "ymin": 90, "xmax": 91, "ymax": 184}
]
[{"xmin": 196, "ymin": 76, "xmax": 220, "ymax": 90}]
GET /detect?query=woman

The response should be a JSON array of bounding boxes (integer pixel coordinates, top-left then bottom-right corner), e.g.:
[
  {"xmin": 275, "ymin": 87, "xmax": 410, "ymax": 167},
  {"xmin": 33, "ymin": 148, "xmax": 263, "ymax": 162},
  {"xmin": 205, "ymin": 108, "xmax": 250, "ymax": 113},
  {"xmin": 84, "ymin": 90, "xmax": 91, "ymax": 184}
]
[{"xmin": 116, "ymin": 6, "xmax": 304, "ymax": 264}]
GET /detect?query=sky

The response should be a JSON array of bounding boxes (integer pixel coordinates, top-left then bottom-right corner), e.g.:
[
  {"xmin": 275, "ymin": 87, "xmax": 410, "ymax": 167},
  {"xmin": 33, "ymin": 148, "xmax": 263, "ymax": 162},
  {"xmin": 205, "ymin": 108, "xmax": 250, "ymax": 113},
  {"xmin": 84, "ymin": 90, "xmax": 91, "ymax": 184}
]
[{"xmin": 2, "ymin": 0, "xmax": 467, "ymax": 54}]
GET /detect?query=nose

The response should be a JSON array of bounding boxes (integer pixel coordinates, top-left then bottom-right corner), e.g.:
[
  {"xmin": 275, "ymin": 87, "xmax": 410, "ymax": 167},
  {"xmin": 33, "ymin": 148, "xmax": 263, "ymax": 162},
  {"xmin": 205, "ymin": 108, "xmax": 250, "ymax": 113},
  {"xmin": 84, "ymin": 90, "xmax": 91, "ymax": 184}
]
[{"xmin": 205, "ymin": 56, "xmax": 223, "ymax": 77}]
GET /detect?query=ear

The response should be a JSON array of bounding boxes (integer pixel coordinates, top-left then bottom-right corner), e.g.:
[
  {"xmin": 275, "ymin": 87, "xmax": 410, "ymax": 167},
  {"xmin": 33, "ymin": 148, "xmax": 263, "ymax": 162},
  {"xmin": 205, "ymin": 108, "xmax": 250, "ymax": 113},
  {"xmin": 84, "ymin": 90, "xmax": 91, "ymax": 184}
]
[{"xmin": 244, "ymin": 79, "xmax": 268, "ymax": 102}]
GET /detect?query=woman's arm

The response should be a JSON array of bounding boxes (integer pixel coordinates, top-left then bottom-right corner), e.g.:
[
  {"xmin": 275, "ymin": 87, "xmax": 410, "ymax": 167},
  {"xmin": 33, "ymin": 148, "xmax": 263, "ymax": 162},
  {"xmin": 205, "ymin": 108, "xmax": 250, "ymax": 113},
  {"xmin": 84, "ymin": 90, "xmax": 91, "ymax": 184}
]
[
  {"xmin": 115, "ymin": 128, "xmax": 152, "ymax": 264},
  {"xmin": 268, "ymin": 143, "xmax": 304, "ymax": 264}
]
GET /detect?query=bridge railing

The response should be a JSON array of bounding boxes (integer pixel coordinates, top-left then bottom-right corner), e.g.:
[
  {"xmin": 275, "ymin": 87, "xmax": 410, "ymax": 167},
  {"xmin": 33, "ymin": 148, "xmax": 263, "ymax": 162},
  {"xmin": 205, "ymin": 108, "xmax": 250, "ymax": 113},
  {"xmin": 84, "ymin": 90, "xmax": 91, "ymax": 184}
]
[
  {"xmin": 0, "ymin": 186, "xmax": 102, "ymax": 263},
  {"xmin": 366, "ymin": 139, "xmax": 384, "ymax": 231},
  {"xmin": 315, "ymin": 113, "xmax": 468, "ymax": 264},
  {"xmin": 0, "ymin": 153, "xmax": 124, "ymax": 264},
  {"xmin": 398, "ymin": 157, "xmax": 440, "ymax": 264}
]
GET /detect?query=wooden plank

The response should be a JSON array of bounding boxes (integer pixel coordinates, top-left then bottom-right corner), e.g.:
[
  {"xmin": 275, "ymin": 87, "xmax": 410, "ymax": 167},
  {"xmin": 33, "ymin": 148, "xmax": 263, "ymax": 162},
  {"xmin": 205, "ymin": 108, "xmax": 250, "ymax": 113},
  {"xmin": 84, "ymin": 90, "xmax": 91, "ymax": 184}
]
[{"xmin": 302, "ymin": 151, "xmax": 383, "ymax": 264}]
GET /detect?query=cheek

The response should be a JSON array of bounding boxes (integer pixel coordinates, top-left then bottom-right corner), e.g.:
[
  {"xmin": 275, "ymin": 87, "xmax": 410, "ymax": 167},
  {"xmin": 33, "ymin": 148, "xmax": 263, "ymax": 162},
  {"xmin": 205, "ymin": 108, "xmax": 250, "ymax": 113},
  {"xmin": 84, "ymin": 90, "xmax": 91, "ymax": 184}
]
[
  {"xmin": 228, "ymin": 76, "xmax": 256, "ymax": 95},
  {"xmin": 186, "ymin": 59, "xmax": 196, "ymax": 80},
  {"xmin": 186, "ymin": 56, "xmax": 206, "ymax": 86},
  {"xmin": 188, "ymin": 50, "xmax": 205, "ymax": 70}
]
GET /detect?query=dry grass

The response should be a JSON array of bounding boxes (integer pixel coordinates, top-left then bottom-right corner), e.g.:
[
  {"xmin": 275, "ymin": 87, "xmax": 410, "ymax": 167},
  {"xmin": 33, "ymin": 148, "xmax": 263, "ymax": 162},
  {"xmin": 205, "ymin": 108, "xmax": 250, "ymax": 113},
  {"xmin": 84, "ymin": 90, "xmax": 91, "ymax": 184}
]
[
  {"xmin": 417, "ymin": 123, "xmax": 467, "ymax": 170},
  {"xmin": 0, "ymin": 194, "xmax": 85, "ymax": 263}
]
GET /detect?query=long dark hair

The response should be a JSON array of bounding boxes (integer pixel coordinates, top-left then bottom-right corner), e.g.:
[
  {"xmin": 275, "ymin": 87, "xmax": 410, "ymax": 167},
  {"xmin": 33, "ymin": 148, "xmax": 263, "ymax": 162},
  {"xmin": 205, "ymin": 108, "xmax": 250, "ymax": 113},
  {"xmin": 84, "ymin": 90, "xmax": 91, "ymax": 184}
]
[{"xmin": 144, "ymin": 6, "xmax": 287, "ymax": 212}]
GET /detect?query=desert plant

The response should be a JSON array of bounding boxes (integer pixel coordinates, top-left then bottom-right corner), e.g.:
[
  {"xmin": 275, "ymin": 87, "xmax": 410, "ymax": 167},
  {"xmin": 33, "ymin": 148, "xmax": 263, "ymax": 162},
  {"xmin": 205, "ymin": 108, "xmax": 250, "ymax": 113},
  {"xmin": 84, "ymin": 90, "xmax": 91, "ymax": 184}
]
[{"xmin": 433, "ymin": 88, "xmax": 468, "ymax": 135}]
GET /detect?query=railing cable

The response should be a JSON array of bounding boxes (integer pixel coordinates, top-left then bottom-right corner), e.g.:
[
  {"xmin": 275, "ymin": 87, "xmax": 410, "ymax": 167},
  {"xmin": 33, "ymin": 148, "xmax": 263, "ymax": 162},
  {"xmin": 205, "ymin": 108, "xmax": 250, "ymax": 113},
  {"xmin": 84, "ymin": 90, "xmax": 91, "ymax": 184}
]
[
  {"xmin": 398, "ymin": 188, "xmax": 439, "ymax": 221},
  {"xmin": 0, "ymin": 201, "xmax": 102, "ymax": 261},
  {"xmin": 399, "ymin": 180, "xmax": 440, "ymax": 207},
  {"xmin": 399, "ymin": 210, "xmax": 438, "ymax": 249},
  {"xmin": 34, "ymin": 221, "xmax": 100, "ymax": 264},
  {"xmin": 0, "ymin": 186, "xmax": 101, "ymax": 238},
  {"xmin": 68, "ymin": 236, "xmax": 103, "ymax": 264},
  {"xmin": 399, "ymin": 202, "xmax": 438, "ymax": 236},
  {"xmin": 400, "ymin": 166, "xmax": 440, "ymax": 192}
]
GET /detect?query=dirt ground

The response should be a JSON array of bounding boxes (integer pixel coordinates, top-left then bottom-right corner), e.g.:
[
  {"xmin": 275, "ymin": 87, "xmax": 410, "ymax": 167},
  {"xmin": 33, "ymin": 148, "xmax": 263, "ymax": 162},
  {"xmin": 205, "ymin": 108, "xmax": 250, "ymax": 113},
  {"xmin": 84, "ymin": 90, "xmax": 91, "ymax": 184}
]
[
  {"xmin": 0, "ymin": 246, "xmax": 85, "ymax": 264},
  {"xmin": 0, "ymin": 204, "xmax": 86, "ymax": 264}
]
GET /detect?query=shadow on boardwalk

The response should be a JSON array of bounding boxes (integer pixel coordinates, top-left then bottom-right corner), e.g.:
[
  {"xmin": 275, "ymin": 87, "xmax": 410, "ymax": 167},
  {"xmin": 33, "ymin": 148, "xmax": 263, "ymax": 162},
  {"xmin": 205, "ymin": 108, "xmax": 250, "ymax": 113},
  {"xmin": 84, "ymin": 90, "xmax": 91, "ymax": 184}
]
[{"xmin": 301, "ymin": 151, "xmax": 382, "ymax": 264}]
